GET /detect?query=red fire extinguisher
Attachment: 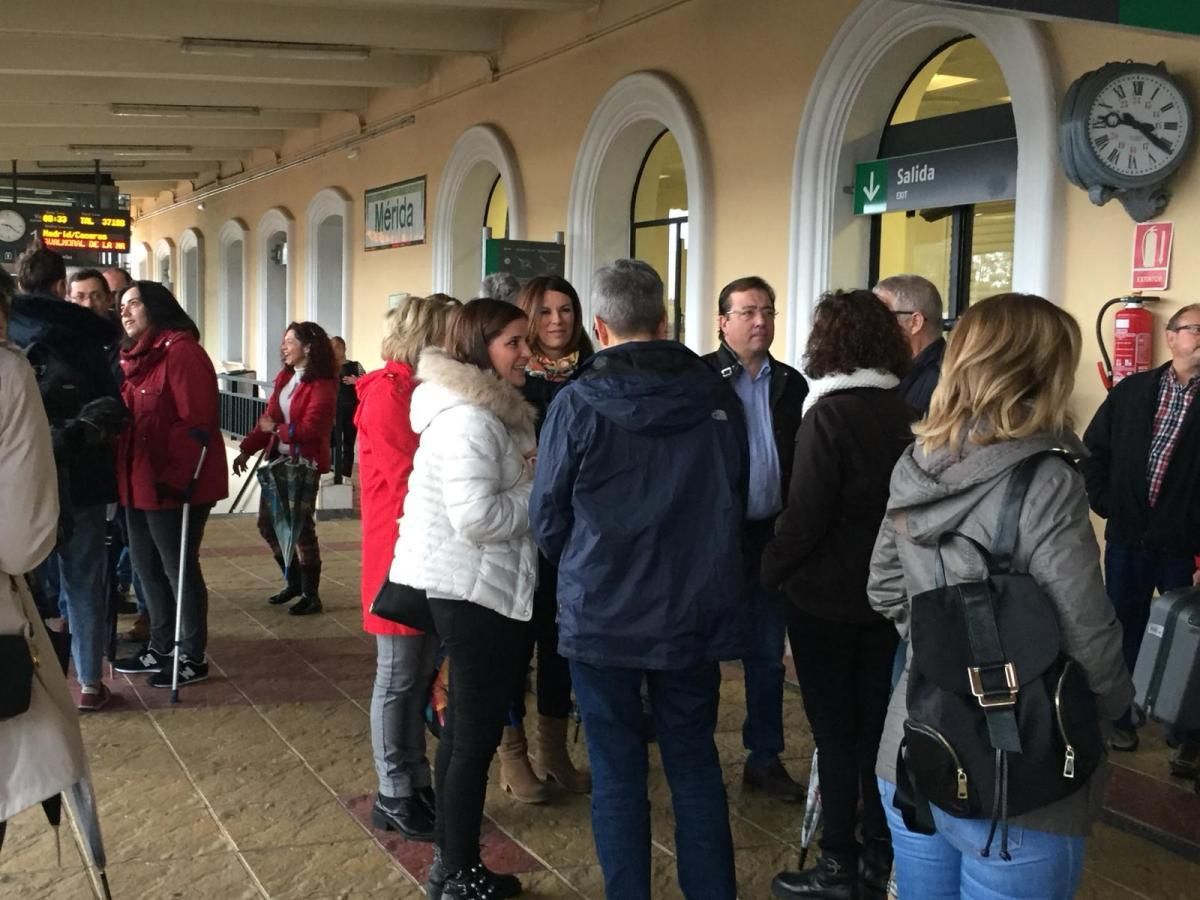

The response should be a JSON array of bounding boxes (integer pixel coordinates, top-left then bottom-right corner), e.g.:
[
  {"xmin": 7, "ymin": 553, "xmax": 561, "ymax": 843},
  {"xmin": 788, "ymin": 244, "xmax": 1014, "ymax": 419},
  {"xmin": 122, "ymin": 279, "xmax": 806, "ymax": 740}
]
[{"xmin": 1097, "ymin": 295, "xmax": 1158, "ymax": 391}]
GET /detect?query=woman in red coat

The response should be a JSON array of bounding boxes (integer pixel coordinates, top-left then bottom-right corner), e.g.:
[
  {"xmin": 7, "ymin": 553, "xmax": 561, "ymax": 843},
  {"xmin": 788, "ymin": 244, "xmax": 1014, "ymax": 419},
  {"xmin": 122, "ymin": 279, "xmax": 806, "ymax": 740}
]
[
  {"xmin": 233, "ymin": 321, "xmax": 337, "ymax": 615},
  {"xmin": 356, "ymin": 294, "xmax": 459, "ymax": 841},
  {"xmin": 111, "ymin": 282, "xmax": 228, "ymax": 688}
]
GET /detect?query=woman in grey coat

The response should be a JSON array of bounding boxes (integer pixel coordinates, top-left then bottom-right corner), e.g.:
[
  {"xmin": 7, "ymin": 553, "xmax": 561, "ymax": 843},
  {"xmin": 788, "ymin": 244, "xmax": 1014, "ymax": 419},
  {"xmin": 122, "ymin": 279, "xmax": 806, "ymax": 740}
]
[{"xmin": 868, "ymin": 294, "xmax": 1132, "ymax": 900}]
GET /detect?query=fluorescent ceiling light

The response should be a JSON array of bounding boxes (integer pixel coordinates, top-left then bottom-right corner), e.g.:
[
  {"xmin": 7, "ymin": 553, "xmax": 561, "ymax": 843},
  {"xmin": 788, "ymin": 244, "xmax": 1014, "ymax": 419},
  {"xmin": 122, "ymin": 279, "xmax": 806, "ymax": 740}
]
[
  {"xmin": 111, "ymin": 103, "xmax": 261, "ymax": 119},
  {"xmin": 37, "ymin": 160, "xmax": 148, "ymax": 170},
  {"xmin": 180, "ymin": 37, "xmax": 370, "ymax": 60},
  {"xmin": 70, "ymin": 144, "xmax": 195, "ymax": 158},
  {"xmin": 927, "ymin": 74, "xmax": 978, "ymax": 91}
]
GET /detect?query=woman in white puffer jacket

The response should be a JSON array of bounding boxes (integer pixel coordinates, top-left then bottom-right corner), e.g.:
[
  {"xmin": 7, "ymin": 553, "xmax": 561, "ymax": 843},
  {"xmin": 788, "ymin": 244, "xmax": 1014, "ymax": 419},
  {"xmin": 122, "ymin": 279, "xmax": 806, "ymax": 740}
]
[{"xmin": 390, "ymin": 298, "xmax": 537, "ymax": 900}]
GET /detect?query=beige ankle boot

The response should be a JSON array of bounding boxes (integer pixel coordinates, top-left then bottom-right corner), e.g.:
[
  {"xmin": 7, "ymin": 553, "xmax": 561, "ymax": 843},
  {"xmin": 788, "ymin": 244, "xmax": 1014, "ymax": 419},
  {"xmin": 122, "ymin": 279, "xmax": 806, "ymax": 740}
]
[
  {"xmin": 498, "ymin": 725, "xmax": 548, "ymax": 803},
  {"xmin": 531, "ymin": 714, "xmax": 592, "ymax": 793}
]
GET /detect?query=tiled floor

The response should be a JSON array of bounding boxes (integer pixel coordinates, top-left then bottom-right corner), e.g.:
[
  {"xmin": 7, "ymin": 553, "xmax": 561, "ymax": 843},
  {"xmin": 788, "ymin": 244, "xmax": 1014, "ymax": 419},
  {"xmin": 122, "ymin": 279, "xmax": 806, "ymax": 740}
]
[{"xmin": 2, "ymin": 514, "xmax": 1199, "ymax": 898}]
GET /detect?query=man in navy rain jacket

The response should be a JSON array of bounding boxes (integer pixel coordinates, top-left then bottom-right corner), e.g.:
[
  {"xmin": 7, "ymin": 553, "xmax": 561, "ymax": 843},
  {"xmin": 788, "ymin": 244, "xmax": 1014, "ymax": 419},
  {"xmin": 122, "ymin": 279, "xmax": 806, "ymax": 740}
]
[{"xmin": 531, "ymin": 258, "xmax": 749, "ymax": 900}]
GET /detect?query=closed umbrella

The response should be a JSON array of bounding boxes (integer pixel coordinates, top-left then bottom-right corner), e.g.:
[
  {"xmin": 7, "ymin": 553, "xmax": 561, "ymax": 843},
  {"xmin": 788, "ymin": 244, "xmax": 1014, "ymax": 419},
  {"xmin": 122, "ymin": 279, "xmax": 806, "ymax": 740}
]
[
  {"xmin": 65, "ymin": 780, "xmax": 113, "ymax": 900},
  {"xmin": 256, "ymin": 452, "xmax": 320, "ymax": 577},
  {"xmin": 797, "ymin": 747, "xmax": 822, "ymax": 870}
]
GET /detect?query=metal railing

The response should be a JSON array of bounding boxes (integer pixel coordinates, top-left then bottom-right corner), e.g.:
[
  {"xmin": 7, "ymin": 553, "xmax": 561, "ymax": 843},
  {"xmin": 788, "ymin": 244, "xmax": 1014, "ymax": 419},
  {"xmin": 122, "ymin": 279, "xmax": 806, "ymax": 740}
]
[{"xmin": 218, "ymin": 371, "xmax": 270, "ymax": 440}]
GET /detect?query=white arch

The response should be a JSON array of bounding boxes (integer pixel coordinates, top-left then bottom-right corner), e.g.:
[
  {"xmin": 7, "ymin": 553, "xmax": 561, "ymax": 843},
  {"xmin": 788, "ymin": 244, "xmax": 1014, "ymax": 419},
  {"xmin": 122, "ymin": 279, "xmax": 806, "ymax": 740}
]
[
  {"xmin": 786, "ymin": 0, "xmax": 1058, "ymax": 362},
  {"xmin": 130, "ymin": 241, "xmax": 152, "ymax": 281},
  {"xmin": 178, "ymin": 227, "xmax": 204, "ymax": 329},
  {"xmin": 256, "ymin": 207, "xmax": 295, "ymax": 376},
  {"xmin": 218, "ymin": 219, "xmax": 249, "ymax": 367},
  {"xmin": 431, "ymin": 124, "xmax": 526, "ymax": 297},
  {"xmin": 305, "ymin": 187, "xmax": 352, "ymax": 342},
  {"xmin": 154, "ymin": 237, "xmax": 175, "ymax": 290},
  {"xmin": 566, "ymin": 71, "xmax": 712, "ymax": 353}
]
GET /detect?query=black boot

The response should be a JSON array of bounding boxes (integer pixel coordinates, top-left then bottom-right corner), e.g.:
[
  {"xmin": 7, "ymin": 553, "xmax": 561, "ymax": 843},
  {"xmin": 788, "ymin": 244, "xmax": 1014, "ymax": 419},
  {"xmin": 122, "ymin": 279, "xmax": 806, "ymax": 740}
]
[
  {"xmin": 371, "ymin": 793, "xmax": 434, "ymax": 842},
  {"xmin": 859, "ymin": 839, "xmax": 892, "ymax": 900},
  {"xmin": 771, "ymin": 851, "xmax": 857, "ymax": 900},
  {"xmin": 289, "ymin": 564, "xmax": 323, "ymax": 616},
  {"xmin": 268, "ymin": 554, "xmax": 301, "ymax": 605},
  {"xmin": 441, "ymin": 862, "xmax": 523, "ymax": 900},
  {"xmin": 428, "ymin": 851, "xmax": 521, "ymax": 900}
]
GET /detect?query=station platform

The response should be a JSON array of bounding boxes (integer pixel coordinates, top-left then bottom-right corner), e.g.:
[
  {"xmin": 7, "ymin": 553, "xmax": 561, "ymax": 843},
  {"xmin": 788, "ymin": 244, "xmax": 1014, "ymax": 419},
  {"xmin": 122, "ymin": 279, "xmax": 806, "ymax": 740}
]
[{"xmin": 0, "ymin": 514, "xmax": 1196, "ymax": 899}]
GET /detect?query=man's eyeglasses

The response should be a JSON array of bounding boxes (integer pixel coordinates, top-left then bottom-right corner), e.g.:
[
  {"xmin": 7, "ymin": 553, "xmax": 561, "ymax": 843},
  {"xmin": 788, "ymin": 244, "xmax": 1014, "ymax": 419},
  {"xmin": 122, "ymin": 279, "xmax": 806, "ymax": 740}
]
[
  {"xmin": 723, "ymin": 308, "xmax": 778, "ymax": 321},
  {"xmin": 1170, "ymin": 324, "xmax": 1200, "ymax": 336}
]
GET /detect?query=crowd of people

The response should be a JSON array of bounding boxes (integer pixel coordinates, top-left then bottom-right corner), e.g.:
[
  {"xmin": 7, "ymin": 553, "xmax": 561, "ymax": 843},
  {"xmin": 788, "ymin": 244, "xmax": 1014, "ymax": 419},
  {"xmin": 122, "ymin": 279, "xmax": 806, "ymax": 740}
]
[{"xmin": 1, "ymin": 234, "xmax": 1197, "ymax": 900}]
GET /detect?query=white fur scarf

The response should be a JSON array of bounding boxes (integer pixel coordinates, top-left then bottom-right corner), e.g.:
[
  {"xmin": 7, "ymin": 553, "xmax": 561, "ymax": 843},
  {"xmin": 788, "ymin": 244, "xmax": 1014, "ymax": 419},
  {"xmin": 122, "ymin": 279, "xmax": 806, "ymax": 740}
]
[{"xmin": 802, "ymin": 368, "xmax": 900, "ymax": 416}]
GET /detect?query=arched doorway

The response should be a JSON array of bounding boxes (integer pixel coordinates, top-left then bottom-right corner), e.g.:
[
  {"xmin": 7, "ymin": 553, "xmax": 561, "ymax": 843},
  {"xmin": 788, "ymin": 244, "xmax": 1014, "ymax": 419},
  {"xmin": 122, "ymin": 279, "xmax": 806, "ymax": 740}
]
[
  {"xmin": 257, "ymin": 207, "xmax": 294, "ymax": 377},
  {"xmin": 567, "ymin": 72, "xmax": 711, "ymax": 352},
  {"xmin": 306, "ymin": 188, "xmax": 351, "ymax": 342},
  {"xmin": 432, "ymin": 125, "xmax": 525, "ymax": 299},
  {"xmin": 130, "ymin": 241, "xmax": 152, "ymax": 281},
  {"xmin": 631, "ymin": 130, "xmax": 689, "ymax": 341},
  {"xmin": 786, "ymin": 0, "xmax": 1057, "ymax": 360},
  {"xmin": 179, "ymin": 228, "xmax": 204, "ymax": 332},
  {"xmin": 218, "ymin": 219, "xmax": 248, "ymax": 366}
]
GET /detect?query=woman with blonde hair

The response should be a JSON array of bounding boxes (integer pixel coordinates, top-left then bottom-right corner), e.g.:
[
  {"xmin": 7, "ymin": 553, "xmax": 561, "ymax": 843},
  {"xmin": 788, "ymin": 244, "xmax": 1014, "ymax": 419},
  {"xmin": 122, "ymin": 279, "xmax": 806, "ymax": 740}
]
[
  {"xmin": 868, "ymin": 293, "xmax": 1131, "ymax": 900},
  {"xmin": 355, "ymin": 294, "xmax": 460, "ymax": 842}
]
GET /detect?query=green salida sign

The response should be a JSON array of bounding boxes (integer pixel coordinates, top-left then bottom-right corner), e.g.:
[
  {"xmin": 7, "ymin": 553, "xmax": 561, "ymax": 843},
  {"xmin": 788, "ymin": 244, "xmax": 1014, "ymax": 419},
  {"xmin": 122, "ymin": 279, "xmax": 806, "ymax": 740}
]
[{"xmin": 852, "ymin": 139, "xmax": 1017, "ymax": 216}]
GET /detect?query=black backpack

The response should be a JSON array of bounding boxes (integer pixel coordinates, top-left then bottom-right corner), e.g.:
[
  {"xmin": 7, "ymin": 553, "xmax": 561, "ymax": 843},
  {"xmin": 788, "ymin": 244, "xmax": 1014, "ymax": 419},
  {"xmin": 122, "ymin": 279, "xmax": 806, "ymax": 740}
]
[{"xmin": 894, "ymin": 451, "xmax": 1104, "ymax": 859}]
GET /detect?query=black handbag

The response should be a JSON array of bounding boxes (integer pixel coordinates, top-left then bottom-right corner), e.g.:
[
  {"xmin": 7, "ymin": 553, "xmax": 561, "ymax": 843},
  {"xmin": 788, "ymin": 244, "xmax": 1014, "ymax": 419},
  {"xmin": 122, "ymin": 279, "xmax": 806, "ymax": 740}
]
[
  {"xmin": 0, "ymin": 630, "xmax": 36, "ymax": 720},
  {"xmin": 895, "ymin": 451, "xmax": 1104, "ymax": 859},
  {"xmin": 369, "ymin": 579, "xmax": 436, "ymax": 635}
]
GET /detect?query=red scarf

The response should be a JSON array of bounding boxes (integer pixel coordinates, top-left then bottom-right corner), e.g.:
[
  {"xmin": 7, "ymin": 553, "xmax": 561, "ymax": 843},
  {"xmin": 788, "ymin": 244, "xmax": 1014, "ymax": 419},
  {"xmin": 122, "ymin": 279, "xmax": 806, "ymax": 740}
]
[{"xmin": 120, "ymin": 329, "xmax": 169, "ymax": 383}]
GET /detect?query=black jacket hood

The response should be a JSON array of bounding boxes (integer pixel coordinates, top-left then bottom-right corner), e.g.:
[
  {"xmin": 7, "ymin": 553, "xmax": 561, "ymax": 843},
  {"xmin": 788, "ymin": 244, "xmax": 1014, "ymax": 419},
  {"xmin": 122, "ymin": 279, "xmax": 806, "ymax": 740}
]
[{"xmin": 9, "ymin": 292, "xmax": 121, "ymax": 348}]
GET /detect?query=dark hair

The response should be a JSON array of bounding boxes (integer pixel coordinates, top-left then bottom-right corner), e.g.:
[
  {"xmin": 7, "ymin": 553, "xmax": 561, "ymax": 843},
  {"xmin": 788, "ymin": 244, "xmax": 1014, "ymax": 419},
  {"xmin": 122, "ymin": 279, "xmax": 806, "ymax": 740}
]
[
  {"xmin": 330, "ymin": 335, "xmax": 346, "ymax": 348},
  {"xmin": 285, "ymin": 321, "xmax": 336, "ymax": 381},
  {"xmin": 805, "ymin": 289, "xmax": 911, "ymax": 379},
  {"xmin": 123, "ymin": 281, "xmax": 200, "ymax": 342},
  {"xmin": 69, "ymin": 268, "xmax": 110, "ymax": 293},
  {"xmin": 717, "ymin": 275, "xmax": 776, "ymax": 341},
  {"xmin": 425, "ymin": 292, "xmax": 459, "ymax": 305},
  {"xmin": 516, "ymin": 275, "xmax": 593, "ymax": 358},
  {"xmin": 105, "ymin": 267, "xmax": 134, "ymax": 291},
  {"xmin": 446, "ymin": 298, "xmax": 528, "ymax": 373},
  {"xmin": 17, "ymin": 243, "xmax": 67, "ymax": 295}
]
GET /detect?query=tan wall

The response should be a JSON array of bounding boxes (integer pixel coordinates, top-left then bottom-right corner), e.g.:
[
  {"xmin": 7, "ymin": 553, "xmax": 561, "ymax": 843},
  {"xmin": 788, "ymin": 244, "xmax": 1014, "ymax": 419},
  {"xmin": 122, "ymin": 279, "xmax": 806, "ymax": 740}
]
[{"xmin": 131, "ymin": 0, "xmax": 1200, "ymax": 434}]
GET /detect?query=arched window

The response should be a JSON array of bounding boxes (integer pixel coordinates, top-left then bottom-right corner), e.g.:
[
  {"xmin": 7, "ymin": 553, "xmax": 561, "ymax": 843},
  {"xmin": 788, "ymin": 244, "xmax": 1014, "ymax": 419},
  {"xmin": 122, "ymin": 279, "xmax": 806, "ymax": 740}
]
[
  {"xmin": 130, "ymin": 242, "xmax": 152, "ymax": 281},
  {"xmin": 218, "ymin": 220, "xmax": 249, "ymax": 366},
  {"xmin": 631, "ymin": 130, "xmax": 688, "ymax": 341},
  {"xmin": 154, "ymin": 238, "xmax": 175, "ymax": 292},
  {"xmin": 257, "ymin": 208, "xmax": 294, "ymax": 377},
  {"xmin": 306, "ymin": 188, "xmax": 352, "ymax": 343},
  {"xmin": 484, "ymin": 175, "xmax": 509, "ymax": 239},
  {"xmin": 179, "ymin": 228, "xmax": 204, "ymax": 333},
  {"xmin": 871, "ymin": 37, "xmax": 1015, "ymax": 320}
]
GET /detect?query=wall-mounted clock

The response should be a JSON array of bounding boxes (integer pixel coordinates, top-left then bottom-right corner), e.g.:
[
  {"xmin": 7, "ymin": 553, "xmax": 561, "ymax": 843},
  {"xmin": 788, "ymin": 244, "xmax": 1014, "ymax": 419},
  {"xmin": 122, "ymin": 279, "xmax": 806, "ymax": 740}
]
[
  {"xmin": 0, "ymin": 208, "xmax": 27, "ymax": 243},
  {"xmin": 1060, "ymin": 61, "xmax": 1194, "ymax": 222}
]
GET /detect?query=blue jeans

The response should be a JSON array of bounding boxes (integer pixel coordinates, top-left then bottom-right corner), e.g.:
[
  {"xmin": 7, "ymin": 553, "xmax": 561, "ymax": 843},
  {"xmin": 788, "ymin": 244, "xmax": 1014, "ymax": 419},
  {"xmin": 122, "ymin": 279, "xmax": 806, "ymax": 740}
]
[
  {"xmin": 40, "ymin": 504, "xmax": 108, "ymax": 685},
  {"xmin": 570, "ymin": 660, "xmax": 736, "ymax": 900},
  {"xmin": 880, "ymin": 779, "xmax": 1085, "ymax": 899},
  {"xmin": 742, "ymin": 519, "xmax": 787, "ymax": 766},
  {"xmin": 1104, "ymin": 541, "xmax": 1194, "ymax": 728}
]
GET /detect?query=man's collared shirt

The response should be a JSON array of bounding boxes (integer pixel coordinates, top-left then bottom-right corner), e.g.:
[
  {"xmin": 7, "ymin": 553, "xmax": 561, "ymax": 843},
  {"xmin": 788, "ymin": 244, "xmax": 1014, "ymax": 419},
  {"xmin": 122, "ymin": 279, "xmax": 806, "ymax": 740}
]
[
  {"xmin": 732, "ymin": 358, "xmax": 782, "ymax": 520},
  {"xmin": 1146, "ymin": 367, "xmax": 1200, "ymax": 507}
]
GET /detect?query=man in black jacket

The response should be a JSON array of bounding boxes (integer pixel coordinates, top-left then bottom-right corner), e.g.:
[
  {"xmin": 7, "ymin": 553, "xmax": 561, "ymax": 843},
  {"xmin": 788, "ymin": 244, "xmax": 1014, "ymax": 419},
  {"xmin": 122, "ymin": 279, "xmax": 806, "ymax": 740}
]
[
  {"xmin": 874, "ymin": 274, "xmax": 945, "ymax": 417},
  {"xmin": 703, "ymin": 276, "xmax": 808, "ymax": 801},
  {"xmin": 1082, "ymin": 303, "xmax": 1200, "ymax": 756},
  {"xmin": 8, "ymin": 245, "xmax": 124, "ymax": 712}
]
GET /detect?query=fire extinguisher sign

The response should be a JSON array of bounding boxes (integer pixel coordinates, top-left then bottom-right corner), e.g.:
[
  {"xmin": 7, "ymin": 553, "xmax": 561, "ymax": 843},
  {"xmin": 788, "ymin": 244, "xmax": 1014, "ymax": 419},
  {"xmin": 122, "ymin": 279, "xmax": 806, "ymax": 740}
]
[{"xmin": 1132, "ymin": 221, "xmax": 1174, "ymax": 291}]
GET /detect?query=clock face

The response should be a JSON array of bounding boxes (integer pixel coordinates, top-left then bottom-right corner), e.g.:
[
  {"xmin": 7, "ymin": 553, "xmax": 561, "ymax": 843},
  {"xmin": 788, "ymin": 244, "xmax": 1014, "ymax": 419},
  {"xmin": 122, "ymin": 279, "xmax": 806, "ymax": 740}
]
[
  {"xmin": 1087, "ymin": 71, "xmax": 1191, "ymax": 179},
  {"xmin": 0, "ymin": 209, "xmax": 26, "ymax": 243}
]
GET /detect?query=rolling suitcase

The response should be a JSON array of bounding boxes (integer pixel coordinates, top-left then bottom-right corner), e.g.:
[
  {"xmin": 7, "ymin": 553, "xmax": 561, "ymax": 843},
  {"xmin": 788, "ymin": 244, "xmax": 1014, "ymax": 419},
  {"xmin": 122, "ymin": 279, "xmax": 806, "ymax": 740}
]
[{"xmin": 1133, "ymin": 587, "xmax": 1200, "ymax": 732}]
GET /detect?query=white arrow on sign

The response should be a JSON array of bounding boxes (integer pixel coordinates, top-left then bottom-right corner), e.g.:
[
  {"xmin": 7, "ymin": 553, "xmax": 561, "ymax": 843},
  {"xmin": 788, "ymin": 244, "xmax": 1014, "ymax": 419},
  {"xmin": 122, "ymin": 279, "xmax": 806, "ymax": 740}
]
[{"xmin": 863, "ymin": 171, "xmax": 881, "ymax": 202}]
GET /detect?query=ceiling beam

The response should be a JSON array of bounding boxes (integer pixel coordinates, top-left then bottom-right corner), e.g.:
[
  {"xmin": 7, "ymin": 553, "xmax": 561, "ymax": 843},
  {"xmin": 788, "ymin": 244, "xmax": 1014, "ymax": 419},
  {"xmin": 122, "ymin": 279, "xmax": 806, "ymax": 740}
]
[
  {"xmin": 242, "ymin": 0, "xmax": 593, "ymax": 9},
  {"xmin": 116, "ymin": 180, "xmax": 191, "ymax": 196},
  {"xmin": 0, "ymin": 103, "xmax": 322, "ymax": 130},
  {"xmin": 21, "ymin": 162, "xmax": 221, "ymax": 179},
  {"xmin": 6, "ymin": 128, "xmax": 287, "ymax": 150},
  {"xmin": 0, "ymin": 1, "xmax": 502, "ymax": 54},
  {"xmin": 0, "ymin": 36, "xmax": 428, "ymax": 87},
  {"xmin": 0, "ymin": 76, "xmax": 369, "ymax": 112},
  {"xmin": 0, "ymin": 145, "xmax": 247, "ymax": 162}
]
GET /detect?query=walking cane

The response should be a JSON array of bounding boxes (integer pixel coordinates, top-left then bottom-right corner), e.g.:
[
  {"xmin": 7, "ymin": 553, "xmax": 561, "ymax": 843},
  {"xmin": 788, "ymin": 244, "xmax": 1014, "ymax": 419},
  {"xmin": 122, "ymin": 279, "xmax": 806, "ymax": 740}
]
[{"xmin": 170, "ymin": 445, "xmax": 209, "ymax": 705}]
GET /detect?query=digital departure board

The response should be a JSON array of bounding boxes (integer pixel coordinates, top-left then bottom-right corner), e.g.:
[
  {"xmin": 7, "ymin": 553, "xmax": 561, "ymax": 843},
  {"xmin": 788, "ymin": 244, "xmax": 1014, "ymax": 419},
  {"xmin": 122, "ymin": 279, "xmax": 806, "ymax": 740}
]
[{"xmin": 36, "ymin": 209, "xmax": 131, "ymax": 253}]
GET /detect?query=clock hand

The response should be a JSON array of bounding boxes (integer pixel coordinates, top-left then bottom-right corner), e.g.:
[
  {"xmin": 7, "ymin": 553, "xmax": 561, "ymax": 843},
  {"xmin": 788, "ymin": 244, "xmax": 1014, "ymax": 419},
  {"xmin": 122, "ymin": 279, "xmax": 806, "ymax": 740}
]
[{"xmin": 1119, "ymin": 112, "xmax": 1174, "ymax": 156}]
